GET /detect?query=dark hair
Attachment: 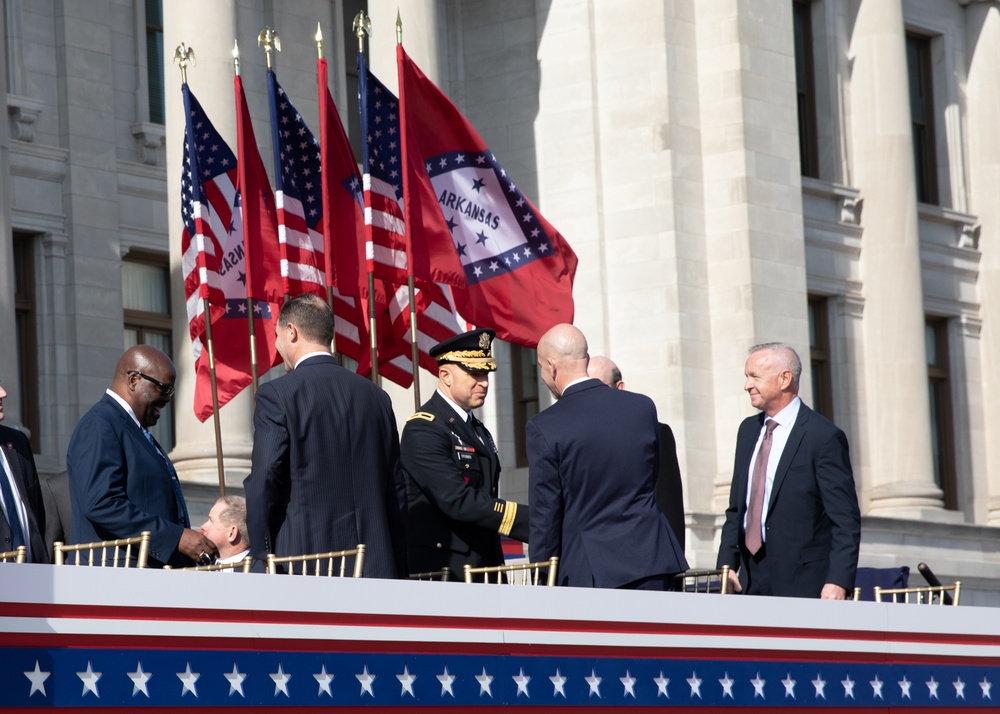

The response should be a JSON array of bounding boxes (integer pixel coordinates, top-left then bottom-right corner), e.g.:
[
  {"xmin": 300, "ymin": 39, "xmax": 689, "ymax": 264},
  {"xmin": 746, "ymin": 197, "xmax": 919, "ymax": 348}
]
[{"xmin": 279, "ymin": 294, "xmax": 334, "ymax": 346}]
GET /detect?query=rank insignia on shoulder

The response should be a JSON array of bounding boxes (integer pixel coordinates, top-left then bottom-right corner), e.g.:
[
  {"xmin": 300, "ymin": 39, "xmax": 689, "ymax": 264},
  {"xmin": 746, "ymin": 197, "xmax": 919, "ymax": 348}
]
[{"xmin": 407, "ymin": 411, "xmax": 435, "ymax": 422}]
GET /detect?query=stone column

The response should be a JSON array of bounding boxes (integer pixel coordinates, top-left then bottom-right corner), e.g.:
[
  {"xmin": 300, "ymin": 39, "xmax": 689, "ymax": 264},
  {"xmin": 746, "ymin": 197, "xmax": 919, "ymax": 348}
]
[
  {"xmin": 693, "ymin": 0, "xmax": 811, "ymax": 518},
  {"xmin": 963, "ymin": 0, "xmax": 1000, "ymax": 524},
  {"xmin": 0, "ymin": 6, "xmax": 18, "ymax": 424},
  {"xmin": 848, "ymin": 0, "xmax": 946, "ymax": 519}
]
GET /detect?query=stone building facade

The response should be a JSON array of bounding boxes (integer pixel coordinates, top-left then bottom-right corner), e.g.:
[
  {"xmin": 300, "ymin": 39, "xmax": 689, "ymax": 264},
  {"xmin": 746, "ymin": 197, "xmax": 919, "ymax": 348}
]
[{"xmin": 2, "ymin": 0, "xmax": 998, "ymax": 604}]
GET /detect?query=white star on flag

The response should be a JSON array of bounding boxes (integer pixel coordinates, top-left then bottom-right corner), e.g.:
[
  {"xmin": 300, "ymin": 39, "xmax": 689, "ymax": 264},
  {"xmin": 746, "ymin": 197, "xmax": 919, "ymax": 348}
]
[
  {"xmin": 898, "ymin": 675, "xmax": 912, "ymax": 699},
  {"xmin": 782, "ymin": 673, "xmax": 796, "ymax": 698},
  {"xmin": 549, "ymin": 669, "xmax": 567, "ymax": 697},
  {"xmin": 842, "ymin": 675, "xmax": 855, "ymax": 699},
  {"xmin": 177, "ymin": 662, "xmax": 199, "ymax": 697},
  {"xmin": 437, "ymin": 666, "xmax": 456, "ymax": 697},
  {"xmin": 513, "ymin": 667, "xmax": 531, "ymax": 697},
  {"xmin": 687, "ymin": 672, "xmax": 702, "ymax": 698},
  {"xmin": 719, "ymin": 672, "xmax": 735, "ymax": 699},
  {"xmin": 585, "ymin": 668, "xmax": 602, "ymax": 698},
  {"xmin": 314, "ymin": 664, "xmax": 334, "ymax": 697},
  {"xmin": 24, "ymin": 660, "xmax": 50, "ymax": 698},
  {"xmin": 812, "ymin": 674, "xmax": 826, "ymax": 699},
  {"xmin": 751, "ymin": 673, "xmax": 767, "ymax": 698},
  {"xmin": 620, "ymin": 669, "xmax": 636, "ymax": 698},
  {"xmin": 224, "ymin": 663, "xmax": 247, "ymax": 697},
  {"xmin": 476, "ymin": 666, "xmax": 494, "ymax": 697},
  {"xmin": 356, "ymin": 665, "xmax": 376, "ymax": 697},
  {"xmin": 77, "ymin": 660, "xmax": 102, "ymax": 698},
  {"xmin": 270, "ymin": 663, "xmax": 291, "ymax": 697},
  {"xmin": 127, "ymin": 661, "xmax": 152, "ymax": 698},
  {"xmin": 954, "ymin": 676, "xmax": 966, "ymax": 700},
  {"xmin": 654, "ymin": 671, "xmax": 670, "ymax": 698},
  {"xmin": 981, "ymin": 677, "xmax": 993, "ymax": 699},
  {"xmin": 927, "ymin": 676, "xmax": 940, "ymax": 699},
  {"xmin": 396, "ymin": 665, "xmax": 417, "ymax": 697},
  {"xmin": 870, "ymin": 675, "xmax": 884, "ymax": 699}
]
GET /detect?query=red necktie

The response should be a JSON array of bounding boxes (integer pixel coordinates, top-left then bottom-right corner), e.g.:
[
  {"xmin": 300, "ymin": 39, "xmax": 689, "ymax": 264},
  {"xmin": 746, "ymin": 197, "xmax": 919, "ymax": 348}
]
[{"xmin": 745, "ymin": 419, "xmax": 778, "ymax": 555}]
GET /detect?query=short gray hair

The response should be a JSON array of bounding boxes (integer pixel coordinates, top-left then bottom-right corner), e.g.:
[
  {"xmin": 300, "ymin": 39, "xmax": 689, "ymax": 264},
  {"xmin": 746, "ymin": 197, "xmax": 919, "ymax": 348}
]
[
  {"xmin": 216, "ymin": 495, "xmax": 249, "ymax": 548},
  {"xmin": 749, "ymin": 342, "xmax": 802, "ymax": 384}
]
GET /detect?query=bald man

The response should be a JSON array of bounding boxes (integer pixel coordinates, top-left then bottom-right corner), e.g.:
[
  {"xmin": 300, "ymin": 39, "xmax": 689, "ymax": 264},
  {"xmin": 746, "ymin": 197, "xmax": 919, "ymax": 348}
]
[
  {"xmin": 67, "ymin": 346, "xmax": 218, "ymax": 567},
  {"xmin": 588, "ymin": 355, "xmax": 686, "ymax": 552},
  {"xmin": 527, "ymin": 325, "xmax": 687, "ymax": 589}
]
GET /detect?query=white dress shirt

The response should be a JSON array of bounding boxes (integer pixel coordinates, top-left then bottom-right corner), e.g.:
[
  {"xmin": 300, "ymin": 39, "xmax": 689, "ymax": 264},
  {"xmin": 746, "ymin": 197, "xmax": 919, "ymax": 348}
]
[{"xmin": 743, "ymin": 396, "xmax": 801, "ymax": 542}]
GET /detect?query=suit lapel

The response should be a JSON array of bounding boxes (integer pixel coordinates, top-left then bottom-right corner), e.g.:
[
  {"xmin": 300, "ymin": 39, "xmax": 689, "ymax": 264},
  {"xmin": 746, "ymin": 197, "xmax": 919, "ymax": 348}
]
[
  {"xmin": 767, "ymin": 405, "xmax": 809, "ymax": 511},
  {"xmin": 736, "ymin": 415, "xmax": 765, "ymax": 513}
]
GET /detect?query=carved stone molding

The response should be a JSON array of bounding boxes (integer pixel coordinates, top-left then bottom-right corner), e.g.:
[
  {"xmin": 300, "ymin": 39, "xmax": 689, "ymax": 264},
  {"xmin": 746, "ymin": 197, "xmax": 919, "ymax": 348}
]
[
  {"xmin": 959, "ymin": 223, "xmax": 981, "ymax": 250},
  {"xmin": 7, "ymin": 94, "xmax": 44, "ymax": 142},
  {"xmin": 840, "ymin": 196, "xmax": 863, "ymax": 225},
  {"xmin": 130, "ymin": 121, "xmax": 165, "ymax": 166}
]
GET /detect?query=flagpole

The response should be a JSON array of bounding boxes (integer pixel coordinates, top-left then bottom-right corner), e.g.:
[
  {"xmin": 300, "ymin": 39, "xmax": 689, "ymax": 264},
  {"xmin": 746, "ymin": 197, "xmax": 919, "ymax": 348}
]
[
  {"xmin": 233, "ymin": 40, "xmax": 262, "ymax": 397},
  {"xmin": 176, "ymin": 44, "xmax": 226, "ymax": 497},
  {"xmin": 355, "ymin": 11, "xmax": 379, "ymax": 384},
  {"xmin": 396, "ymin": 13, "xmax": 422, "ymax": 410},
  {"xmin": 315, "ymin": 24, "xmax": 341, "ymax": 362}
]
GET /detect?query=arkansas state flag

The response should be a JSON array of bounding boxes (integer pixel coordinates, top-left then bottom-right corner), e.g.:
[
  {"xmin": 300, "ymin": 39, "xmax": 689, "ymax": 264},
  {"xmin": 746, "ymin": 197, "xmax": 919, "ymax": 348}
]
[{"xmin": 397, "ymin": 45, "xmax": 577, "ymax": 347}]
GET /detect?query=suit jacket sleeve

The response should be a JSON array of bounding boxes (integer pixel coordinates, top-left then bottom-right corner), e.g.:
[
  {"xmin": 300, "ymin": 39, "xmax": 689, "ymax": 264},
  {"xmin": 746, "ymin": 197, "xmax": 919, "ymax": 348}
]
[
  {"xmin": 244, "ymin": 384, "xmax": 290, "ymax": 561},
  {"xmin": 816, "ymin": 426, "xmax": 861, "ymax": 590},
  {"xmin": 717, "ymin": 419, "xmax": 755, "ymax": 571},
  {"xmin": 69, "ymin": 413, "xmax": 183, "ymax": 562},
  {"xmin": 383, "ymin": 405, "xmax": 408, "ymax": 577},
  {"xmin": 526, "ymin": 419, "xmax": 563, "ymax": 561}
]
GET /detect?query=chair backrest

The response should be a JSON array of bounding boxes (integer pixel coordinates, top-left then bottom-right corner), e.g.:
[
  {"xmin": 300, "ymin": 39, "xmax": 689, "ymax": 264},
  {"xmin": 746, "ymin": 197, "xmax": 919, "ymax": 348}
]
[
  {"xmin": 0, "ymin": 546, "xmax": 27, "ymax": 564},
  {"xmin": 53, "ymin": 531, "xmax": 151, "ymax": 568},
  {"xmin": 463, "ymin": 557, "xmax": 559, "ymax": 586},
  {"xmin": 175, "ymin": 556, "xmax": 253, "ymax": 573},
  {"xmin": 873, "ymin": 581, "xmax": 961, "ymax": 606},
  {"xmin": 674, "ymin": 565, "xmax": 731, "ymax": 594},
  {"xmin": 266, "ymin": 544, "xmax": 365, "ymax": 577},
  {"xmin": 409, "ymin": 567, "xmax": 451, "ymax": 582},
  {"xmin": 852, "ymin": 566, "xmax": 910, "ymax": 601}
]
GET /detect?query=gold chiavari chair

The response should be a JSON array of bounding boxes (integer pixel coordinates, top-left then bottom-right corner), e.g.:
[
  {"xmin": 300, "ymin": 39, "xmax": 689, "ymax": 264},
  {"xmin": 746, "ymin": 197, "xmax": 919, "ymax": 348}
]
[
  {"xmin": 674, "ymin": 565, "xmax": 731, "ymax": 594},
  {"xmin": 409, "ymin": 567, "xmax": 451, "ymax": 582},
  {"xmin": 463, "ymin": 557, "xmax": 559, "ymax": 586},
  {"xmin": 54, "ymin": 531, "xmax": 151, "ymax": 568},
  {"xmin": 266, "ymin": 544, "xmax": 365, "ymax": 577},
  {"xmin": 873, "ymin": 581, "xmax": 961, "ymax": 606},
  {"xmin": 0, "ymin": 545, "xmax": 27, "ymax": 563},
  {"xmin": 171, "ymin": 555, "xmax": 254, "ymax": 573}
]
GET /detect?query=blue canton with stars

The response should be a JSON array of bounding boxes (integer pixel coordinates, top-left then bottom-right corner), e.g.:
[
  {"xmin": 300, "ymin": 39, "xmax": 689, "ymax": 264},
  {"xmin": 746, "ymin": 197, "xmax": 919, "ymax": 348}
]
[
  {"xmin": 8, "ymin": 648, "xmax": 997, "ymax": 707},
  {"xmin": 424, "ymin": 150, "xmax": 554, "ymax": 286},
  {"xmin": 267, "ymin": 71, "xmax": 323, "ymax": 231}
]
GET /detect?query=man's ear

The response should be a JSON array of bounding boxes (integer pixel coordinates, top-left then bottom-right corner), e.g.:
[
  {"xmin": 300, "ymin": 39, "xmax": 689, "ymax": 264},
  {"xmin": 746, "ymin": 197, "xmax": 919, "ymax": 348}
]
[{"xmin": 228, "ymin": 524, "xmax": 239, "ymax": 546}]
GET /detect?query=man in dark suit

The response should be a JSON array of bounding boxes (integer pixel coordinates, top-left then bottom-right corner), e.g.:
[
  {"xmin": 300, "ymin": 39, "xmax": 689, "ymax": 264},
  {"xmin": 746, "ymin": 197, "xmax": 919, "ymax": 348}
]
[
  {"xmin": 244, "ymin": 294, "xmax": 405, "ymax": 578},
  {"xmin": 717, "ymin": 342, "xmax": 861, "ymax": 599},
  {"xmin": 588, "ymin": 356, "xmax": 686, "ymax": 552},
  {"xmin": 400, "ymin": 329, "xmax": 528, "ymax": 581},
  {"xmin": 0, "ymin": 383, "xmax": 47, "ymax": 562},
  {"xmin": 40, "ymin": 473, "xmax": 71, "ymax": 563},
  {"xmin": 528, "ymin": 325, "xmax": 687, "ymax": 589},
  {"xmin": 67, "ymin": 346, "xmax": 218, "ymax": 568}
]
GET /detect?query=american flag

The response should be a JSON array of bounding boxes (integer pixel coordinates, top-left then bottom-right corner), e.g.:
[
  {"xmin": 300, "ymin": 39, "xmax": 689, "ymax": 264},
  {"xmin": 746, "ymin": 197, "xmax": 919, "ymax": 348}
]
[
  {"xmin": 180, "ymin": 85, "xmax": 235, "ymax": 350},
  {"xmin": 359, "ymin": 59, "xmax": 465, "ymax": 386},
  {"xmin": 268, "ymin": 70, "xmax": 368, "ymax": 367},
  {"xmin": 180, "ymin": 84, "xmax": 280, "ymax": 421}
]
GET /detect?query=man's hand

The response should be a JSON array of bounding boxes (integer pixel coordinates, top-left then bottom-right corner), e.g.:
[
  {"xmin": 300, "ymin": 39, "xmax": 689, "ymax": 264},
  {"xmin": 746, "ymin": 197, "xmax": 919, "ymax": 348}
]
[
  {"xmin": 178, "ymin": 528, "xmax": 220, "ymax": 564},
  {"xmin": 820, "ymin": 583, "xmax": 848, "ymax": 600},
  {"xmin": 726, "ymin": 568, "xmax": 743, "ymax": 594}
]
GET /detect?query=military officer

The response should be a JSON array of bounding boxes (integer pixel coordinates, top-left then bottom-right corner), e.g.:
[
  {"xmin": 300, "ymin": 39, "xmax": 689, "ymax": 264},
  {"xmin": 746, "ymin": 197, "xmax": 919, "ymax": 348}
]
[{"xmin": 400, "ymin": 328, "xmax": 529, "ymax": 580}]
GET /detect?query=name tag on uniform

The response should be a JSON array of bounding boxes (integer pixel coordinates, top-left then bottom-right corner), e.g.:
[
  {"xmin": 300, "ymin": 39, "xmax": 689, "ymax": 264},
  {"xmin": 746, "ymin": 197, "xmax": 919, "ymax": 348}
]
[{"xmin": 455, "ymin": 445, "xmax": 476, "ymax": 461}]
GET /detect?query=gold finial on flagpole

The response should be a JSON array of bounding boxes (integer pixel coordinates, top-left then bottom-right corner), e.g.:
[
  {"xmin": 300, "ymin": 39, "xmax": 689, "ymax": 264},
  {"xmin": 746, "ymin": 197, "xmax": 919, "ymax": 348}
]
[
  {"xmin": 173, "ymin": 43, "xmax": 196, "ymax": 84},
  {"xmin": 396, "ymin": 10, "xmax": 402, "ymax": 45},
  {"xmin": 352, "ymin": 10, "xmax": 371, "ymax": 53},
  {"xmin": 258, "ymin": 26, "xmax": 281, "ymax": 70},
  {"xmin": 232, "ymin": 39, "xmax": 240, "ymax": 76},
  {"xmin": 315, "ymin": 22, "xmax": 323, "ymax": 60}
]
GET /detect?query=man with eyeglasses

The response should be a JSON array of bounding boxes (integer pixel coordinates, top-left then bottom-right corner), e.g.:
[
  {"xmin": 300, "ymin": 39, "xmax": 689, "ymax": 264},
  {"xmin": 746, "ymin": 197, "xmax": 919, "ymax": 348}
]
[{"xmin": 67, "ymin": 345, "xmax": 218, "ymax": 567}]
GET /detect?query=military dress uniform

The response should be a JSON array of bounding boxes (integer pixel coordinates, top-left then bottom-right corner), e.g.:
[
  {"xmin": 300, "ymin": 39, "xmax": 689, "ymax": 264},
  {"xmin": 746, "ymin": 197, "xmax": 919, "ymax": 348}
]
[{"xmin": 400, "ymin": 330, "xmax": 529, "ymax": 580}]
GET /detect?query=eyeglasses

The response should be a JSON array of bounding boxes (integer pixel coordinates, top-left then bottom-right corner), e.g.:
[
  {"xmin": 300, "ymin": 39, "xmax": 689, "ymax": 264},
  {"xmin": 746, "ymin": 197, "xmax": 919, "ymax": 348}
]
[{"xmin": 128, "ymin": 370, "xmax": 175, "ymax": 399}]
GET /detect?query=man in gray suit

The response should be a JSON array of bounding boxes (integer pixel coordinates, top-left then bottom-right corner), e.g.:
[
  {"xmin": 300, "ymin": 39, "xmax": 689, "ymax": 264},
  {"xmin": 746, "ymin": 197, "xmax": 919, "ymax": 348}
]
[{"xmin": 244, "ymin": 294, "xmax": 405, "ymax": 577}]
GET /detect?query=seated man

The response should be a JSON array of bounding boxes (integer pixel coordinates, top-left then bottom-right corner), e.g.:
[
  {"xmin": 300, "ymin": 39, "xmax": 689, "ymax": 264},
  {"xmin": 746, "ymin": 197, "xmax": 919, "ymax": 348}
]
[{"xmin": 199, "ymin": 495, "xmax": 251, "ymax": 567}]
